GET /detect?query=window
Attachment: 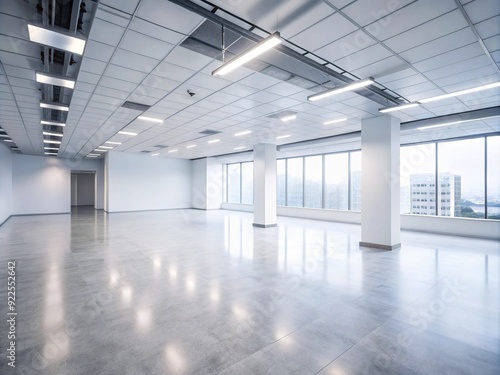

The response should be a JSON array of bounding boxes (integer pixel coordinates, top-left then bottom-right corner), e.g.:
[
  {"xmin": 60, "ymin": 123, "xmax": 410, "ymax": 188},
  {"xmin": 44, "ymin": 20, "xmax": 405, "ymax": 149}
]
[
  {"xmin": 324, "ymin": 153, "xmax": 348, "ymax": 210},
  {"xmin": 287, "ymin": 157, "xmax": 303, "ymax": 207},
  {"xmin": 277, "ymin": 159, "xmax": 286, "ymax": 206},
  {"xmin": 350, "ymin": 151, "xmax": 361, "ymax": 211},
  {"xmin": 400, "ymin": 143, "xmax": 436, "ymax": 215},
  {"xmin": 227, "ymin": 163, "xmax": 241, "ymax": 204},
  {"xmin": 241, "ymin": 162, "xmax": 253, "ymax": 204},
  {"xmin": 487, "ymin": 136, "xmax": 500, "ymax": 220},
  {"xmin": 438, "ymin": 138, "xmax": 484, "ymax": 218},
  {"xmin": 304, "ymin": 155, "xmax": 322, "ymax": 208}
]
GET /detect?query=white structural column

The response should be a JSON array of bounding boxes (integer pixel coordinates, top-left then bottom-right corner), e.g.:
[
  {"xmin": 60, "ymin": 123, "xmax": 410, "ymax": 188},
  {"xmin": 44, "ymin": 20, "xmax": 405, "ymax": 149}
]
[
  {"xmin": 360, "ymin": 115, "xmax": 401, "ymax": 250},
  {"xmin": 253, "ymin": 143, "xmax": 277, "ymax": 228}
]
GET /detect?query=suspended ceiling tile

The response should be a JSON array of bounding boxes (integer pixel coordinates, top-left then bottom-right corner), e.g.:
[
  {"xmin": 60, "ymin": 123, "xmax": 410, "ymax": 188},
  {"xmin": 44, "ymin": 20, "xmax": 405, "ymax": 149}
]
[{"xmin": 121, "ymin": 30, "xmax": 175, "ymax": 60}]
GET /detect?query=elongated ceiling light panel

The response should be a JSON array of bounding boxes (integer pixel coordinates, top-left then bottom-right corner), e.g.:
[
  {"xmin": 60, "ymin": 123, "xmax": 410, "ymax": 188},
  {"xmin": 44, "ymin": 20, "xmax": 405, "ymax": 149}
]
[
  {"xmin": 36, "ymin": 72, "xmax": 75, "ymax": 89},
  {"xmin": 41, "ymin": 120, "xmax": 66, "ymax": 127},
  {"xmin": 40, "ymin": 101, "xmax": 69, "ymax": 111},
  {"xmin": 419, "ymin": 82, "xmax": 500, "ymax": 104},
  {"xmin": 28, "ymin": 24, "xmax": 86, "ymax": 55},
  {"xmin": 308, "ymin": 79, "xmax": 374, "ymax": 101},
  {"xmin": 212, "ymin": 32, "xmax": 282, "ymax": 76},
  {"xmin": 379, "ymin": 103, "xmax": 420, "ymax": 113}
]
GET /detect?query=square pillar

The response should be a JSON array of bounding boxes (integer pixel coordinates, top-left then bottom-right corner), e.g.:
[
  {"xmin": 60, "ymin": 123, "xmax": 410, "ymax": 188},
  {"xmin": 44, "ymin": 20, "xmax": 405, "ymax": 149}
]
[
  {"xmin": 253, "ymin": 144, "xmax": 277, "ymax": 228},
  {"xmin": 360, "ymin": 115, "xmax": 401, "ymax": 250}
]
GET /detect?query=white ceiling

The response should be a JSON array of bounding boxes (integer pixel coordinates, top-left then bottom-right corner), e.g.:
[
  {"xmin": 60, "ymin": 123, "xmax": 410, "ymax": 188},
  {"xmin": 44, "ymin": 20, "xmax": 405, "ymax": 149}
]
[{"xmin": 0, "ymin": 0, "xmax": 499, "ymax": 160}]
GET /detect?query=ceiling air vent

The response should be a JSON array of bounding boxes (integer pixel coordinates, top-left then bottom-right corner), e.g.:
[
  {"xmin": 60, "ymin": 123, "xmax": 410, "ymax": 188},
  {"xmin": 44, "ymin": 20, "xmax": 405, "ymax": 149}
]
[
  {"xmin": 199, "ymin": 129, "xmax": 221, "ymax": 136},
  {"xmin": 154, "ymin": 145, "xmax": 168, "ymax": 149},
  {"xmin": 121, "ymin": 101, "xmax": 151, "ymax": 112}
]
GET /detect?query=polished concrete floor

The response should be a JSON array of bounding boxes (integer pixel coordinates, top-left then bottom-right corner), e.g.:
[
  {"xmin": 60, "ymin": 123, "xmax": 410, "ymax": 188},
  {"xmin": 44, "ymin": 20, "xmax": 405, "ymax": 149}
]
[{"xmin": 0, "ymin": 207, "xmax": 498, "ymax": 375}]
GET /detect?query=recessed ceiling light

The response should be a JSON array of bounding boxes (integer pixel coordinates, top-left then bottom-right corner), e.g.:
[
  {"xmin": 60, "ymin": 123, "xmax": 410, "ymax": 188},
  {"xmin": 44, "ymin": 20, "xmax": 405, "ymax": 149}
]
[
  {"xmin": 323, "ymin": 118, "xmax": 347, "ymax": 125},
  {"xmin": 419, "ymin": 82, "xmax": 500, "ymax": 104},
  {"xmin": 98, "ymin": 146, "xmax": 114, "ymax": 149},
  {"xmin": 118, "ymin": 131, "xmax": 138, "ymax": 136},
  {"xmin": 137, "ymin": 116, "xmax": 163, "ymax": 123},
  {"xmin": 379, "ymin": 103, "xmax": 420, "ymax": 113},
  {"xmin": 94, "ymin": 149, "xmax": 107, "ymax": 153},
  {"xmin": 36, "ymin": 72, "xmax": 75, "ymax": 89},
  {"xmin": 151, "ymin": 153, "xmax": 160, "ymax": 156},
  {"xmin": 4, "ymin": 139, "xmax": 14, "ymax": 143},
  {"xmin": 44, "ymin": 147, "xmax": 59, "ymax": 150},
  {"xmin": 186, "ymin": 145, "xmax": 197, "ymax": 149},
  {"xmin": 234, "ymin": 146, "xmax": 246, "ymax": 151},
  {"xmin": 43, "ymin": 140, "xmax": 61, "ymax": 144},
  {"xmin": 40, "ymin": 101, "xmax": 69, "ymax": 112},
  {"xmin": 105, "ymin": 141, "xmax": 121, "ymax": 145},
  {"xmin": 41, "ymin": 120, "xmax": 66, "ymax": 127},
  {"xmin": 235, "ymin": 130, "xmax": 251, "ymax": 136},
  {"xmin": 280, "ymin": 114, "xmax": 297, "ymax": 122},
  {"xmin": 308, "ymin": 78, "xmax": 374, "ymax": 101},
  {"xmin": 28, "ymin": 24, "xmax": 86, "ymax": 55},
  {"xmin": 43, "ymin": 131, "xmax": 63, "ymax": 137},
  {"xmin": 168, "ymin": 149, "xmax": 178, "ymax": 153},
  {"xmin": 212, "ymin": 32, "xmax": 281, "ymax": 76},
  {"xmin": 276, "ymin": 134, "xmax": 291, "ymax": 139},
  {"xmin": 44, "ymin": 152, "xmax": 58, "ymax": 156},
  {"xmin": 0, "ymin": 134, "xmax": 10, "ymax": 138},
  {"xmin": 87, "ymin": 154, "xmax": 99, "ymax": 157},
  {"xmin": 208, "ymin": 139, "xmax": 220, "ymax": 144}
]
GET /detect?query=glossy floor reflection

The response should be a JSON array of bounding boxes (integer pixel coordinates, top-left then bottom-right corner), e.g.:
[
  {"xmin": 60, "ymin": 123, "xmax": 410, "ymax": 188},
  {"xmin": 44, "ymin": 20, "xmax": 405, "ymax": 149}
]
[{"xmin": 0, "ymin": 207, "xmax": 498, "ymax": 374}]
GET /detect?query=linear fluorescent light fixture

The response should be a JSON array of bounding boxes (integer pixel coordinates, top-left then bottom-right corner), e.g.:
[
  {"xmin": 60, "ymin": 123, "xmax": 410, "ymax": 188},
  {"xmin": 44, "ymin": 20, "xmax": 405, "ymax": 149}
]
[
  {"xmin": 36, "ymin": 72, "xmax": 75, "ymax": 89},
  {"xmin": 276, "ymin": 135, "xmax": 291, "ymax": 139},
  {"xmin": 208, "ymin": 139, "xmax": 220, "ymax": 144},
  {"xmin": 118, "ymin": 131, "xmax": 138, "ymax": 136},
  {"xmin": 417, "ymin": 115, "xmax": 500, "ymax": 131},
  {"xmin": 105, "ymin": 141, "xmax": 121, "ymax": 145},
  {"xmin": 151, "ymin": 153, "xmax": 160, "ymax": 157},
  {"xmin": 94, "ymin": 149, "xmax": 107, "ymax": 153},
  {"xmin": 323, "ymin": 118, "xmax": 347, "ymax": 125},
  {"xmin": 212, "ymin": 32, "xmax": 282, "ymax": 76},
  {"xmin": 308, "ymin": 78, "xmax": 374, "ymax": 102},
  {"xmin": 234, "ymin": 147, "xmax": 246, "ymax": 151},
  {"xmin": 379, "ymin": 103, "xmax": 420, "ymax": 113},
  {"xmin": 137, "ymin": 116, "xmax": 163, "ymax": 123},
  {"xmin": 87, "ymin": 154, "xmax": 99, "ymax": 157},
  {"xmin": 28, "ymin": 24, "xmax": 86, "ymax": 55},
  {"xmin": 4, "ymin": 139, "xmax": 14, "ymax": 143},
  {"xmin": 186, "ymin": 144, "xmax": 197, "ymax": 149},
  {"xmin": 168, "ymin": 149, "xmax": 178, "ymax": 153},
  {"xmin": 98, "ymin": 146, "xmax": 114, "ymax": 149},
  {"xmin": 43, "ymin": 140, "xmax": 61, "ymax": 144},
  {"xmin": 40, "ymin": 101, "xmax": 69, "ymax": 112},
  {"xmin": 43, "ymin": 131, "xmax": 63, "ymax": 137},
  {"xmin": 41, "ymin": 120, "xmax": 66, "ymax": 127},
  {"xmin": 44, "ymin": 152, "xmax": 58, "ymax": 156},
  {"xmin": 44, "ymin": 147, "xmax": 59, "ymax": 150},
  {"xmin": 0, "ymin": 134, "xmax": 9, "ymax": 138},
  {"xmin": 235, "ymin": 130, "xmax": 251, "ymax": 137},
  {"xmin": 419, "ymin": 82, "xmax": 500, "ymax": 104},
  {"xmin": 281, "ymin": 114, "xmax": 297, "ymax": 122}
]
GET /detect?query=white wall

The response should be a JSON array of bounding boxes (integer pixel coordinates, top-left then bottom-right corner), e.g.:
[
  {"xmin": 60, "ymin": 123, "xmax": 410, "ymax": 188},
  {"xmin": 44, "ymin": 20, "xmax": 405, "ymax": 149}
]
[
  {"xmin": 106, "ymin": 151, "xmax": 191, "ymax": 212},
  {"xmin": 12, "ymin": 154, "xmax": 71, "ymax": 215},
  {"xmin": 192, "ymin": 159, "xmax": 207, "ymax": 209},
  {"xmin": 0, "ymin": 144, "xmax": 12, "ymax": 225},
  {"xmin": 191, "ymin": 158, "xmax": 223, "ymax": 210},
  {"xmin": 12, "ymin": 155, "xmax": 104, "ymax": 215}
]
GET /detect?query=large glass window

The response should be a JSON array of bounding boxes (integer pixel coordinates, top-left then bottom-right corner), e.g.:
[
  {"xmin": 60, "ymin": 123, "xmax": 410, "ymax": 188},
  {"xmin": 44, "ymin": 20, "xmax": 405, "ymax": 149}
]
[
  {"xmin": 304, "ymin": 155, "xmax": 323, "ymax": 208},
  {"xmin": 400, "ymin": 143, "xmax": 436, "ymax": 215},
  {"xmin": 277, "ymin": 159, "xmax": 286, "ymax": 206},
  {"xmin": 438, "ymin": 138, "xmax": 485, "ymax": 218},
  {"xmin": 287, "ymin": 157, "xmax": 303, "ymax": 207},
  {"xmin": 324, "ymin": 153, "xmax": 348, "ymax": 210},
  {"xmin": 241, "ymin": 162, "xmax": 253, "ymax": 204},
  {"xmin": 227, "ymin": 163, "xmax": 241, "ymax": 204},
  {"xmin": 350, "ymin": 151, "xmax": 361, "ymax": 211},
  {"xmin": 487, "ymin": 136, "xmax": 500, "ymax": 220}
]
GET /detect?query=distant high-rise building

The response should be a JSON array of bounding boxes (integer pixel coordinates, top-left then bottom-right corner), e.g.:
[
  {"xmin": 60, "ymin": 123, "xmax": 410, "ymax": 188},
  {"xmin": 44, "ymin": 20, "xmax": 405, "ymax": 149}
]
[{"xmin": 410, "ymin": 173, "xmax": 461, "ymax": 216}]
